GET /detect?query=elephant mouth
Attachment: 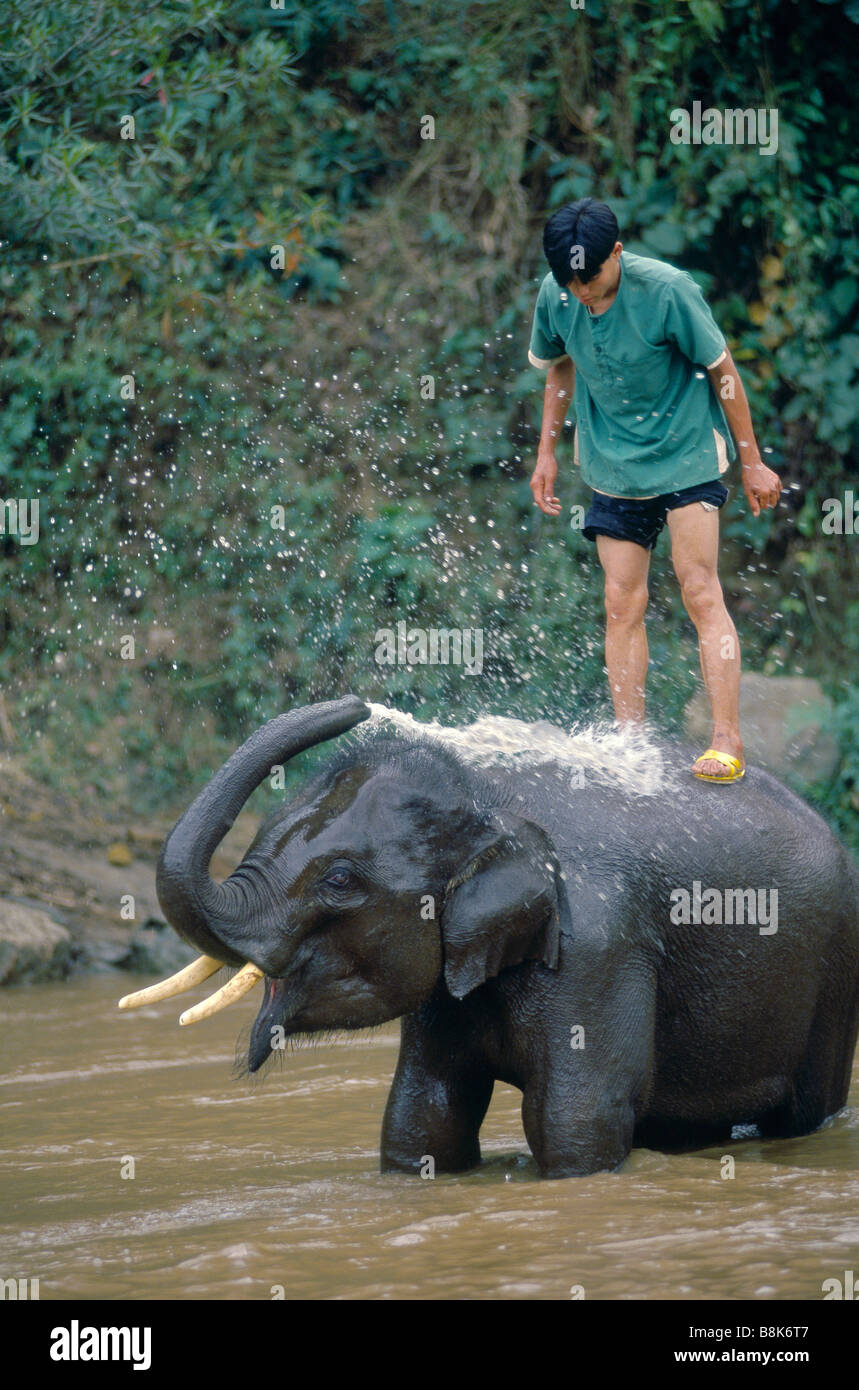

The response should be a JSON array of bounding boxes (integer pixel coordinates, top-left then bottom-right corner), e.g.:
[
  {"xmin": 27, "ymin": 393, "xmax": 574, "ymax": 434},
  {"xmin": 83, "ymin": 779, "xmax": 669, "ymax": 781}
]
[
  {"xmin": 248, "ymin": 976, "xmax": 290, "ymax": 1073},
  {"xmin": 119, "ymin": 956, "xmax": 288, "ymax": 1073},
  {"xmin": 118, "ymin": 950, "xmax": 389, "ymax": 1072}
]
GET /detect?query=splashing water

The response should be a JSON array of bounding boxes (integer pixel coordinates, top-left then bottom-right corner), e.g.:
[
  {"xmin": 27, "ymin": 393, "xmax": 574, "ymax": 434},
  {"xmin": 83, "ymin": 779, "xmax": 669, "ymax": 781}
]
[{"xmin": 363, "ymin": 704, "xmax": 678, "ymax": 797}]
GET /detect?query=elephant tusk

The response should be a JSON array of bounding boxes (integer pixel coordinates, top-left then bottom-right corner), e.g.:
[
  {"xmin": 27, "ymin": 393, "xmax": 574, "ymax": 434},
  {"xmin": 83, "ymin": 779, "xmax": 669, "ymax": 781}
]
[
  {"xmin": 118, "ymin": 954, "xmax": 224, "ymax": 1010},
  {"xmin": 178, "ymin": 962, "xmax": 264, "ymax": 1026}
]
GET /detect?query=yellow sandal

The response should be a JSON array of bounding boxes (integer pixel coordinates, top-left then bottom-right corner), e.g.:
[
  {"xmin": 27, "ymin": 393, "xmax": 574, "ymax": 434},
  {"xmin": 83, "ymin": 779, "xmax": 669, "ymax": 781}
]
[{"xmin": 692, "ymin": 748, "xmax": 746, "ymax": 782}]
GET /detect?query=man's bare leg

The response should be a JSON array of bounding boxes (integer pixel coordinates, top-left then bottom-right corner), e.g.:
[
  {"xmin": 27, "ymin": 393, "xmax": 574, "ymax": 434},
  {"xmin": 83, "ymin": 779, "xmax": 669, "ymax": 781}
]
[
  {"xmin": 595, "ymin": 535, "xmax": 651, "ymax": 724},
  {"xmin": 667, "ymin": 501, "xmax": 744, "ymax": 778}
]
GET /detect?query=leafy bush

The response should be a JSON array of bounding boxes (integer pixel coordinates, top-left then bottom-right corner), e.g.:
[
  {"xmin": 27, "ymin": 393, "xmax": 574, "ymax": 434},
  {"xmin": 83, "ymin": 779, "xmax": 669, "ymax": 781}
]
[{"xmin": 0, "ymin": 0, "xmax": 856, "ymax": 849}]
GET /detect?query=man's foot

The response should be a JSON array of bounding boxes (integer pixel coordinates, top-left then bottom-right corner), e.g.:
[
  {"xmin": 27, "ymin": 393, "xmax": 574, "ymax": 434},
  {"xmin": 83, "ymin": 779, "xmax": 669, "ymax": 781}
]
[{"xmin": 691, "ymin": 733, "xmax": 745, "ymax": 781}]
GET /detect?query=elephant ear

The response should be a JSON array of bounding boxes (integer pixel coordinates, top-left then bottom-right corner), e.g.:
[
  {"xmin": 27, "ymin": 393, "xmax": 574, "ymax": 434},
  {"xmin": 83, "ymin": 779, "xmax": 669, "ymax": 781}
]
[{"xmin": 440, "ymin": 817, "xmax": 569, "ymax": 1000}]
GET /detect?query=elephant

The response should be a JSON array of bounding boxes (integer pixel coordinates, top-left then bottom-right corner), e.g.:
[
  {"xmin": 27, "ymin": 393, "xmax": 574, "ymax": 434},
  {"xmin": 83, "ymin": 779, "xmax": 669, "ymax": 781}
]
[{"xmin": 119, "ymin": 695, "xmax": 859, "ymax": 1179}]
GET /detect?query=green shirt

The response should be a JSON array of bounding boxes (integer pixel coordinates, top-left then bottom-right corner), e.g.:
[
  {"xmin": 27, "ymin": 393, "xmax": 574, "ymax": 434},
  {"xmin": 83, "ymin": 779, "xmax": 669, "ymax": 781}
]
[{"xmin": 528, "ymin": 251, "xmax": 735, "ymax": 498}]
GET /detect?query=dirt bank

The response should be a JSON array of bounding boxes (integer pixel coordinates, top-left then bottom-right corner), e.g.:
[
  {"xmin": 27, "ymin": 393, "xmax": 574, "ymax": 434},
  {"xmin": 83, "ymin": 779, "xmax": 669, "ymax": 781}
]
[{"xmin": 0, "ymin": 753, "xmax": 260, "ymax": 984}]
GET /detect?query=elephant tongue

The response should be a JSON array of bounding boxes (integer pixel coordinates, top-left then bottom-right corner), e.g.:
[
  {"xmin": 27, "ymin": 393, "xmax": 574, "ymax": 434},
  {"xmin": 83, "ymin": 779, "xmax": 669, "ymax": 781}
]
[{"xmin": 248, "ymin": 977, "xmax": 287, "ymax": 1073}]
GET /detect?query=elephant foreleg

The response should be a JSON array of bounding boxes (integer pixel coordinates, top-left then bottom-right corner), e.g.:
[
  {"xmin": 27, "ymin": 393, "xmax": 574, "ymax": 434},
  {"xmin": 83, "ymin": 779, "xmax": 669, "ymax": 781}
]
[
  {"xmin": 522, "ymin": 1081, "xmax": 637, "ymax": 1177},
  {"xmin": 522, "ymin": 964, "xmax": 656, "ymax": 1178},
  {"xmin": 380, "ymin": 1014, "xmax": 493, "ymax": 1175}
]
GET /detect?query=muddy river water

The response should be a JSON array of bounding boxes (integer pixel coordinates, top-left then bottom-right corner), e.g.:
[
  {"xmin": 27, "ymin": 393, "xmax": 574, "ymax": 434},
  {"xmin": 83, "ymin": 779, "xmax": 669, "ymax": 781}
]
[{"xmin": 1, "ymin": 974, "xmax": 856, "ymax": 1301}]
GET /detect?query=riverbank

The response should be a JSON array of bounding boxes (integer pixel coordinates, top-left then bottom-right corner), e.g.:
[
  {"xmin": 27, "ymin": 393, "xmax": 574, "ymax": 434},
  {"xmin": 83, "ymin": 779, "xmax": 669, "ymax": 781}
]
[{"xmin": 0, "ymin": 752, "xmax": 260, "ymax": 984}]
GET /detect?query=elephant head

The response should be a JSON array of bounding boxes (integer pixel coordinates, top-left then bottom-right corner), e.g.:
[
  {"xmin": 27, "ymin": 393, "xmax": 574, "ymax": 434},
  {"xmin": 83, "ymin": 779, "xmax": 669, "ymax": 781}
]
[{"xmin": 119, "ymin": 697, "xmax": 568, "ymax": 1070}]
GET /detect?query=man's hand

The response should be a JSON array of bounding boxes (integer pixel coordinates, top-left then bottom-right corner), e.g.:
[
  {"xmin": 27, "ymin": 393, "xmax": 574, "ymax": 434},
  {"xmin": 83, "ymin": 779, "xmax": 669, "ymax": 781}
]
[
  {"xmin": 530, "ymin": 453, "xmax": 562, "ymax": 516},
  {"xmin": 742, "ymin": 458, "xmax": 782, "ymax": 517},
  {"xmin": 707, "ymin": 350, "xmax": 781, "ymax": 519}
]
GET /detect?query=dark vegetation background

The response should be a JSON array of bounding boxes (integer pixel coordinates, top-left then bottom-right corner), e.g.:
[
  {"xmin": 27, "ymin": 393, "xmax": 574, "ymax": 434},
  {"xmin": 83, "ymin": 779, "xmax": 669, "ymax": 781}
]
[{"xmin": 1, "ymin": 0, "xmax": 857, "ymax": 845}]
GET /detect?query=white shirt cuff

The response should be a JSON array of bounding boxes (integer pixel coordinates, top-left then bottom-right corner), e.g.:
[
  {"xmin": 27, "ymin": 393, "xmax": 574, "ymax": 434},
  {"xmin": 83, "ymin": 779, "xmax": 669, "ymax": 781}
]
[
  {"xmin": 528, "ymin": 349, "xmax": 569, "ymax": 369},
  {"xmin": 706, "ymin": 348, "xmax": 728, "ymax": 370}
]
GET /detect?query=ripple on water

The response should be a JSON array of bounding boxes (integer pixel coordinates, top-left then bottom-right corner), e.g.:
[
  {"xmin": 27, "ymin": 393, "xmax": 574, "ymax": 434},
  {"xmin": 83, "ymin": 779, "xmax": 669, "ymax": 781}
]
[{"xmin": 2, "ymin": 975, "xmax": 856, "ymax": 1299}]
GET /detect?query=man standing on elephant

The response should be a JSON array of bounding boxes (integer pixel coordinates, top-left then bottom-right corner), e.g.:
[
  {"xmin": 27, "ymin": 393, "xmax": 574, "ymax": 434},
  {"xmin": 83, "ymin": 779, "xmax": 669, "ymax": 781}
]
[{"xmin": 528, "ymin": 197, "xmax": 782, "ymax": 781}]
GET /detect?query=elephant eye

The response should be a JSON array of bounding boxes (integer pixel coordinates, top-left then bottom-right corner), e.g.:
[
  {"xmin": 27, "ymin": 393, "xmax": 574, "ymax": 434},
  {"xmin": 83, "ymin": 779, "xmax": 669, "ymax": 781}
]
[{"xmin": 323, "ymin": 866, "xmax": 355, "ymax": 890}]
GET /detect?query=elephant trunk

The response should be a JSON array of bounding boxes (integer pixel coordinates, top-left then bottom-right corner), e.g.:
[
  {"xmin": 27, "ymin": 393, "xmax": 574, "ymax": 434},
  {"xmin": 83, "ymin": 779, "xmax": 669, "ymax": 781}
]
[{"xmin": 155, "ymin": 696, "xmax": 371, "ymax": 967}]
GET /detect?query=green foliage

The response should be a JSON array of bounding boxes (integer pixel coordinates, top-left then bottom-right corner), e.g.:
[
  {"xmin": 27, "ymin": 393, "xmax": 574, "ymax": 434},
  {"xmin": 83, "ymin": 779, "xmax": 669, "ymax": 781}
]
[
  {"xmin": 0, "ymin": 0, "xmax": 856, "ymax": 849},
  {"xmin": 806, "ymin": 685, "xmax": 859, "ymax": 852}
]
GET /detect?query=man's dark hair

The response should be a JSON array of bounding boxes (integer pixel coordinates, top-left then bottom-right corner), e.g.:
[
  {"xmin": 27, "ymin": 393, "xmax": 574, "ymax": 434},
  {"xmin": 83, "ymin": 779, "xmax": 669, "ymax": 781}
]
[{"xmin": 543, "ymin": 198, "xmax": 619, "ymax": 286}]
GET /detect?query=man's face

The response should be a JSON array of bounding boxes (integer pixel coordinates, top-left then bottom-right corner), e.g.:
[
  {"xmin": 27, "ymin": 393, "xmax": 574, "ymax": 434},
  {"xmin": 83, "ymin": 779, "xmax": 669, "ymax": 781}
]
[{"xmin": 567, "ymin": 241, "xmax": 623, "ymax": 307}]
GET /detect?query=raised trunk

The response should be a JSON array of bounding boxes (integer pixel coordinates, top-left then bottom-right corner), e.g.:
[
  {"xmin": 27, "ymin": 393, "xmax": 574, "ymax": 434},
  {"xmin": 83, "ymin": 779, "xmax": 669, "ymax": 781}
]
[{"xmin": 156, "ymin": 696, "xmax": 370, "ymax": 965}]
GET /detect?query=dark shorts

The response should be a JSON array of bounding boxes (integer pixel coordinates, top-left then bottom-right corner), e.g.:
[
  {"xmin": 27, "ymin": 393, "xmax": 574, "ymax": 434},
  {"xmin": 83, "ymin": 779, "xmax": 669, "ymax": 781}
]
[{"xmin": 582, "ymin": 479, "xmax": 729, "ymax": 551}]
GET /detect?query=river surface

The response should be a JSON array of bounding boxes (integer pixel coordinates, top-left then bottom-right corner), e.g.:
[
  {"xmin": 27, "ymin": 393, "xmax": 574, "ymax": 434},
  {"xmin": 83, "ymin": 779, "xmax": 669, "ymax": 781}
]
[{"xmin": 1, "ymin": 975, "xmax": 856, "ymax": 1301}]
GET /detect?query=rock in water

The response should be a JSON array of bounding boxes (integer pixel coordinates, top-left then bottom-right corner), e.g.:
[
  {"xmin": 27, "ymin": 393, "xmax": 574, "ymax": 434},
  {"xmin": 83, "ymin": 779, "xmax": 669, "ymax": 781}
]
[{"xmin": 0, "ymin": 899, "xmax": 73, "ymax": 984}]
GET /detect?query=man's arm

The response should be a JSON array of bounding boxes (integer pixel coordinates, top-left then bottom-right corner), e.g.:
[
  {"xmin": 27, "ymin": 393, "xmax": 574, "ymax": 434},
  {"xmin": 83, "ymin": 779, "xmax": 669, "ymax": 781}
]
[
  {"xmin": 707, "ymin": 350, "xmax": 781, "ymax": 517},
  {"xmin": 530, "ymin": 356, "xmax": 576, "ymax": 517}
]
